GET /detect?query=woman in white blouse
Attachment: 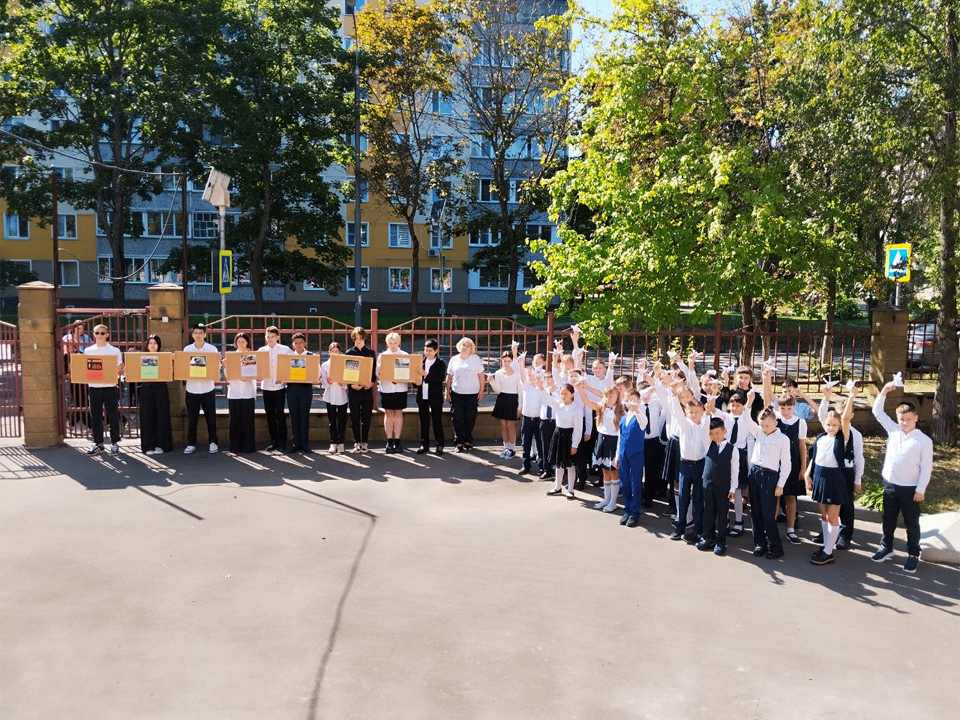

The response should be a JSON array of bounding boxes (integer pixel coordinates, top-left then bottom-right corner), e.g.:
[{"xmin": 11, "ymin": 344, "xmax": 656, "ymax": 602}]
[
  {"xmin": 378, "ymin": 332, "xmax": 410, "ymax": 454},
  {"xmin": 490, "ymin": 348, "xmax": 521, "ymax": 459},
  {"xmin": 445, "ymin": 337, "xmax": 485, "ymax": 452},
  {"xmin": 224, "ymin": 332, "xmax": 256, "ymax": 453}
]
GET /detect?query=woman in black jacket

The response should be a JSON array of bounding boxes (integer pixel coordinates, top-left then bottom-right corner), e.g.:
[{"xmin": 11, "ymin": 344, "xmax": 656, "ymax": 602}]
[
  {"xmin": 346, "ymin": 326, "xmax": 377, "ymax": 452},
  {"xmin": 415, "ymin": 339, "xmax": 447, "ymax": 455}
]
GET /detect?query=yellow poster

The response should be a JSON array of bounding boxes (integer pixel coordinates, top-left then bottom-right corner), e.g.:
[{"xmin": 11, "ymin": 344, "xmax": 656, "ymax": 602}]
[
  {"xmin": 189, "ymin": 355, "xmax": 207, "ymax": 378},
  {"xmin": 290, "ymin": 357, "xmax": 307, "ymax": 382},
  {"xmin": 343, "ymin": 358, "xmax": 361, "ymax": 383}
]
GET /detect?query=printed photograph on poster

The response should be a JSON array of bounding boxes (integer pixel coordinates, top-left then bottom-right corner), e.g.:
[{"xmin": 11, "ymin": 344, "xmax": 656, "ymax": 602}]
[
  {"xmin": 189, "ymin": 355, "xmax": 207, "ymax": 378},
  {"xmin": 86, "ymin": 358, "xmax": 104, "ymax": 383},
  {"xmin": 240, "ymin": 354, "xmax": 258, "ymax": 378},
  {"xmin": 343, "ymin": 358, "xmax": 361, "ymax": 383},
  {"xmin": 290, "ymin": 357, "xmax": 307, "ymax": 381},
  {"xmin": 393, "ymin": 357, "xmax": 411, "ymax": 381},
  {"xmin": 140, "ymin": 355, "xmax": 159, "ymax": 380}
]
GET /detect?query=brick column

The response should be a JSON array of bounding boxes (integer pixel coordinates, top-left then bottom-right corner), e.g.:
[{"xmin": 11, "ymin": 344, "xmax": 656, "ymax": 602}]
[
  {"xmin": 870, "ymin": 306, "xmax": 910, "ymax": 390},
  {"xmin": 17, "ymin": 281, "xmax": 63, "ymax": 448},
  {"xmin": 148, "ymin": 283, "xmax": 186, "ymax": 444}
]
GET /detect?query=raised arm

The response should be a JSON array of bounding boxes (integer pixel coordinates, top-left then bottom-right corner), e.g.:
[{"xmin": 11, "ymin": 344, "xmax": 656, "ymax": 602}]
[
  {"xmin": 841, "ymin": 384, "xmax": 857, "ymax": 442},
  {"xmin": 818, "ymin": 384, "xmax": 833, "ymax": 424},
  {"xmin": 793, "ymin": 386, "xmax": 820, "ymax": 417},
  {"xmin": 762, "ymin": 367, "xmax": 774, "ymax": 408},
  {"xmin": 871, "ymin": 382, "xmax": 900, "ymax": 435},
  {"xmin": 578, "ymin": 384, "xmax": 602, "ymax": 412}
]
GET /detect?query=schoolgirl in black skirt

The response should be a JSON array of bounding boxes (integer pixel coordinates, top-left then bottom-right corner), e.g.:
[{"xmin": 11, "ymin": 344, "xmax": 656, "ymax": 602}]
[
  {"xmin": 537, "ymin": 378, "xmax": 583, "ymax": 500},
  {"xmin": 805, "ymin": 385, "xmax": 857, "ymax": 566}
]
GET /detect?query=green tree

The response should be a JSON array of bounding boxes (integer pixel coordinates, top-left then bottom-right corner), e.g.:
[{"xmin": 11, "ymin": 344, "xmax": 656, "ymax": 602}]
[
  {"xmin": 356, "ymin": 0, "xmax": 466, "ymax": 316},
  {"xmin": 0, "ymin": 0, "xmax": 221, "ymax": 303},
  {"xmin": 0, "ymin": 260, "xmax": 39, "ymax": 293}
]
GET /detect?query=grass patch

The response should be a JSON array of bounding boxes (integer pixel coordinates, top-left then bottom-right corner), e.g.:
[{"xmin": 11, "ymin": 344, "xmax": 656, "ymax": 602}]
[{"xmin": 859, "ymin": 437, "xmax": 960, "ymax": 514}]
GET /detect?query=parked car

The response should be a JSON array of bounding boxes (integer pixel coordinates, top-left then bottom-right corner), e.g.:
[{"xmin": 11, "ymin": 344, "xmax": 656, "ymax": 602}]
[{"xmin": 908, "ymin": 322, "xmax": 959, "ymax": 368}]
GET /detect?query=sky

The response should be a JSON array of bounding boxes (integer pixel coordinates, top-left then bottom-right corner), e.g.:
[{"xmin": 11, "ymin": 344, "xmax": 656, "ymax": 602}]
[{"xmin": 582, "ymin": 0, "xmax": 728, "ymax": 19}]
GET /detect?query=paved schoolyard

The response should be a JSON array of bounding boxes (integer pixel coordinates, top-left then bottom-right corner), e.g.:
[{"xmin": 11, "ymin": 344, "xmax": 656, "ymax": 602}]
[{"xmin": 1, "ymin": 439, "xmax": 957, "ymax": 720}]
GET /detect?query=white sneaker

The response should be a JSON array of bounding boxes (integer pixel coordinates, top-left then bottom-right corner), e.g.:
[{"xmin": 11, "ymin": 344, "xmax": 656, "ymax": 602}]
[
  {"xmin": 352, "ymin": 443, "xmax": 361, "ymax": 453},
  {"xmin": 85, "ymin": 444, "xmax": 102, "ymax": 456},
  {"xmin": 209, "ymin": 443, "xmax": 219, "ymax": 454},
  {"xmin": 109, "ymin": 444, "xmax": 120, "ymax": 455},
  {"xmin": 337, "ymin": 443, "xmax": 345, "ymax": 454},
  {"xmin": 360, "ymin": 442, "xmax": 368, "ymax": 452},
  {"xmin": 183, "ymin": 445, "xmax": 196, "ymax": 455},
  {"xmin": 145, "ymin": 448, "xmax": 162, "ymax": 456},
  {"xmin": 329, "ymin": 443, "xmax": 337, "ymax": 453}
]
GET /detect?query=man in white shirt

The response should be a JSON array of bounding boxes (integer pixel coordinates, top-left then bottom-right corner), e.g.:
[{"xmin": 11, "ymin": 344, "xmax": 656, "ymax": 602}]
[
  {"xmin": 259, "ymin": 325, "xmax": 292, "ymax": 452},
  {"xmin": 83, "ymin": 324, "xmax": 124, "ymax": 455},
  {"xmin": 870, "ymin": 382, "xmax": 934, "ymax": 573},
  {"xmin": 183, "ymin": 323, "xmax": 219, "ymax": 454}
]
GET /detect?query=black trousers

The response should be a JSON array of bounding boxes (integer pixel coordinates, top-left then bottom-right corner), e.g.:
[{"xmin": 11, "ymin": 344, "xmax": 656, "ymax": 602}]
[
  {"xmin": 839, "ymin": 467, "xmax": 856, "ymax": 540},
  {"xmin": 643, "ymin": 437, "xmax": 666, "ymax": 503},
  {"xmin": 702, "ymin": 479, "xmax": 730, "ymax": 544},
  {"xmin": 539, "ymin": 419, "xmax": 556, "ymax": 472},
  {"xmin": 185, "ymin": 389, "xmax": 219, "ymax": 447},
  {"xmin": 327, "ymin": 403, "xmax": 348, "ymax": 444},
  {"xmin": 228, "ymin": 398, "xmax": 256, "ymax": 453},
  {"xmin": 417, "ymin": 394, "xmax": 445, "ymax": 447},
  {"xmin": 89, "ymin": 386, "xmax": 120, "ymax": 445},
  {"xmin": 576, "ymin": 432, "xmax": 592, "ymax": 483},
  {"xmin": 450, "ymin": 392, "xmax": 478, "ymax": 445},
  {"xmin": 287, "ymin": 384, "xmax": 313, "ymax": 449},
  {"xmin": 748, "ymin": 466, "xmax": 782, "ymax": 553},
  {"xmin": 881, "ymin": 481, "xmax": 921, "ymax": 556},
  {"xmin": 262, "ymin": 389, "xmax": 287, "ymax": 446},
  {"xmin": 139, "ymin": 383, "xmax": 173, "ymax": 453},
  {"xmin": 349, "ymin": 387, "xmax": 373, "ymax": 443},
  {"xmin": 520, "ymin": 416, "xmax": 542, "ymax": 470}
]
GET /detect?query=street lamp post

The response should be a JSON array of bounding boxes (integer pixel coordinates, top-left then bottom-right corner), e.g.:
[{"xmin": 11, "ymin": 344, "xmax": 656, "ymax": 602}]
[{"xmin": 352, "ymin": 28, "xmax": 363, "ymax": 328}]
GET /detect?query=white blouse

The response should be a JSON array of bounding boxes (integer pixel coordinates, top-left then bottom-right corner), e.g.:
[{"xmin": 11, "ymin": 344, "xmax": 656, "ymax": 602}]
[
  {"xmin": 320, "ymin": 359, "xmax": 349, "ymax": 405},
  {"xmin": 597, "ymin": 406, "xmax": 619, "ymax": 436},
  {"xmin": 490, "ymin": 368, "xmax": 521, "ymax": 395},
  {"xmin": 539, "ymin": 390, "xmax": 584, "ymax": 449},
  {"xmin": 227, "ymin": 379, "xmax": 256, "ymax": 400},
  {"xmin": 377, "ymin": 348, "xmax": 409, "ymax": 394},
  {"xmin": 814, "ymin": 434, "xmax": 841, "ymax": 468}
]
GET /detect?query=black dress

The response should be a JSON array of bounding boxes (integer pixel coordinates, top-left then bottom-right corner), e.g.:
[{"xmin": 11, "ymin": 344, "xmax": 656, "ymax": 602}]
[{"xmin": 139, "ymin": 382, "xmax": 173, "ymax": 453}]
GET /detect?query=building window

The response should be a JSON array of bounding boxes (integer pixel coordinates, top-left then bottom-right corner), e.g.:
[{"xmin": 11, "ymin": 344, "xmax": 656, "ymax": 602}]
[
  {"xmin": 7, "ymin": 259, "xmax": 32, "ymax": 275},
  {"xmin": 142, "ymin": 211, "xmax": 180, "ymax": 237},
  {"xmin": 469, "ymin": 228, "xmax": 498, "ymax": 246},
  {"xmin": 472, "ymin": 136, "xmax": 493, "ymax": 158},
  {"xmin": 344, "ymin": 133, "xmax": 368, "ymax": 152},
  {"xmin": 478, "ymin": 178, "xmax": 499, "ymax": 202},
  {"xmin": 96, "ymin": 212, "xmax": 113, "ymax": 236},
  {"xmin": 469, "ymin": 267, "xmax": 531, "ymax": 290},
  {"xmin": 123, "ymin": 258, "xmax": 148, "ymax": 284},
  {"xmin": 54, "ymin": 214, "xmax": 77, "ymax": 239},
  {"xmin": 191, "ymin": 212, "xmax": 236, "ymax": 240},
  {"xmin": 345, "ymin": 266, "xmax": 370, "ymax": 292},
  {"xmin": 429, "ymin": 136, "xmax": 455, "ymax": 160},
  {"xmin": 58, "ymin": 260, "xmax": 80, "ymax": 287},
  {"xmin": 345, "ymin": 222, "xmax": 369, "ymax": 247},
  {"xmin": 345, "ymin": 0, "xmax": 366, "ymax": 15},
  {"xmin": 431, "ymin": 91, "xmax": 453, "ymax": 115},
  {"xmin": 388, "ymin": 267, "xmax": 411, "ymax": 292},
  {"xmin": 430, "ymin": 267, "xmax": 452, "ymax": 293},
  {"xmin": 97, "ymin": 257, "xmax": 112, "ymax": 283},
  {"xmin": 3, "ymin": 213, "xmax": 29, "ymax": 239},
  {"xmin": 430, "ymin": 226, "xmax": 453, "ymax": 250},
  {"xmin": 343, "ymin": 177, "xmax": 369, "ymax": 203},
  {"xmin": 149, "ymin": 258, "xmax": 177, "ymax": 285},
  {"xmin": 53, "ymin": 167, "xmax": 73, "ymax": 181},
  {"xmin": 388, "ymin": 223, "xmax": 412, "ymax": 248},
  {"xmin": 526, "ymin": 224, "xmax": 553, "ymax": 243}
]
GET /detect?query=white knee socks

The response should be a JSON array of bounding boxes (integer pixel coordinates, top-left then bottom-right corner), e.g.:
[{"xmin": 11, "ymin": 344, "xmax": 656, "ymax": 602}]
[
  {"xmin": 734, "ymin": 490, "xmax": 744, "ymax": 523},
  {"xmin": 595, "ymin": 483, "xmax": 610, "ymax": 509},
  {"xmin": 824, "ymin": 522, "xmax": 841, "ymax": 555},
  {"xmin": 554, "ymin": 468, "xmax": 564, "ymax": 492},
  {"xmin": 604, "ymin": 482, "xmax": 619, "ymax": 512}
]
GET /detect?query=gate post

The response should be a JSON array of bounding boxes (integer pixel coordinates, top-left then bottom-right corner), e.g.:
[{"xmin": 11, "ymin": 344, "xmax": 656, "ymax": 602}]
[
  {"xmin": 870, "ymin": 306, "xmax": 910, "ymax": 391},
  {"xmin": 17, "ymin": 282, "xmax": 63, "ymax": 448},
  {"xmin": 149, "ymin": 283, "xmax": 187, "ymax": 443}
]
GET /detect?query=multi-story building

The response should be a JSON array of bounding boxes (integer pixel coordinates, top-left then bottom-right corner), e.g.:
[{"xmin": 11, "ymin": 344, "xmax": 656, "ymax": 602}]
[{"xmin": 2, "ymin": 0, "xmax": 566, "ymax": 314}]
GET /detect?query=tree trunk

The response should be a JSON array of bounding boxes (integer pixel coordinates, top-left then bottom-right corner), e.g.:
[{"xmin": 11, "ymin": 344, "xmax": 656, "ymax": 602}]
[
  {"xmin": 932, "ymin": 2, "xmax": 958, "ymax": 446},
  {"xmin": 506, "ymin": 228, "xmax": 520, "ymax": 315},
  {"xmin": 821, "ymin": 272, "xmax": 837, "ymax": 370},
  {"xmin": 408, "ymin": 219, "xmax": 420, "ymax": 317},
  {"xmin": 740, "ymin": 295, "xmax": 754, "ymax": 367},
  {"xmin": 252, "ymin": 166, "xmax": 272, "ymax": 315}
]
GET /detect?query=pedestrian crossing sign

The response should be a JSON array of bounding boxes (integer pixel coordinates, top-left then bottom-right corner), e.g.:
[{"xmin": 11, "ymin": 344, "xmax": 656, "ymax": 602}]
[
  {"xmin": 885, "ymin": 243, "xmax": 911, "ymax": 282},
  {"xmin": 218, "ymin": 250, "xmax": 233, "ymax": 294}
]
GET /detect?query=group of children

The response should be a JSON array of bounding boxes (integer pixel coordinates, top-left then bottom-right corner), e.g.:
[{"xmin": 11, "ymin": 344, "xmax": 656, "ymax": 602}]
[{"xmin": 76, "ymin": 323, "xmax": 934, "ymax": 573}]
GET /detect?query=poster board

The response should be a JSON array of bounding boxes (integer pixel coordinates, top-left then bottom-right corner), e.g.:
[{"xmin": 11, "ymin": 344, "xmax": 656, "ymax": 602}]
[
  {"xmin": 276, "ymin": 353, "xmax": 320, "ymax": 384},
  {"xmin": 327, "ymin": 353, "xmax": 374, "ymax": 385},
  {"xmin": 124, "ymin": 352, "xmax": 173, "ymax": 383},
  {"xmin": 379, "ymin": 353, "xmax": 423, "ymax": 383},
  {"xmin": 70, "ymin": 353, "xmax": 119, "ymax": 385},
  {"xmin": 172, "ymin": 351, "xmax": 221, "ymax": 382},
  {"xmin": 223, "ymin": 351, "xmax": 270, "ymax": 381}
]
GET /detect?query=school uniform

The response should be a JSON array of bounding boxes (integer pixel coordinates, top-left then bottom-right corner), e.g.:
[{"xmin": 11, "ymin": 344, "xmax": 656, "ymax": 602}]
[
  {"xmin": 226, "ymin": 378, "xmax": 257, "ymax": 453},
  {"xmin": 519, "ymin": 379, "xmax": 543, "ymax": 473},
  {"xmin": 320, "ymin": 359, "xmax": 349, "ymax": 446},
  {"xmin": 775, "ymin": 410, "xmax": 807, "ymax": 497},
  {"xmin": 539, "ymin": 390, "xmax": 583, "ymax": 475},
  {"xmin": 617, "ymin": 409, "xmax": 647, "ymax": 519},
  {"xmin": 491, "ymin": 368, "xmax": 521, "ymax": 419},
  {"xmin": 742, "ymin": 415, "xmax": 791, "ymax": 555},
  {"xmin": 377, "ymin": 349, "xmax": 410, "ymax": 410},
  {"xmin": 183, "ymin": 342, "xmax": 220, "ymax": 447},
  {"xmin": 641, "ymin": 397, "xmax": 665, "ymax": 506},
  {"xmin": 713, "ymin": 407, "xmax": 755, "ymax": 534},
  {"xmin": 809, "ymin": 433, "xmax": 849, "ymax": 506},
  {"xmin": 653, "ymin": 382, "xmax": 681, "ymax": 513},
  {"xmin": 669, "ymin": 395, "xmax": 710, "ymax": 537},
  {"xmin": 260, "ymin": 342, "xmax": 292, "ymax": 449},
  {"xmin": 346, "ymin": 345, "xmax": 377, "ymax": 444},
  {"xmin": 700, "ymin": 440, "xmax": 739, "ymax": 548},
  {"xmin": 286, "ymin": 350, "xmax": 314, "ymax": 451},
  {"xmin": 416, "ymin": 356, "xmax": 446, "ymax": 449},
  {"xmin": 83, "ymin": 343, "xmax": 123, "ymax": 446},
  {"xmin": 872, "ymin": 394, "xmax": 934, "ymax": 558},
  {"xmin": 819, "ymin": 400, "xmax": 865, "ymax": 541},
  {"xmin": 538, "ymin": 387, "xmax": 556, "ymax": 475}
]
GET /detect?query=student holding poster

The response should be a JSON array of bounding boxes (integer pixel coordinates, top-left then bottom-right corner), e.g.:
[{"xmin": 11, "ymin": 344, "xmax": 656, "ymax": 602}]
[
  {"xmin": 346, "ymin": 327, "xmax": 376, "ymax": 452},
  {"xmin": 225, "ymin": 333, "xmax": 256, "ymax": 453},
  {"xmin": 259, "ymin": 326, "xmax": 292, "ymax": 453},
  {"xmin": 378, "ymin": 332, "xmax": 409, "ymax": 454},
  {"xmin": 286, "ymin": 333, "xmax": 315, "ymax": 453},
  {"xmin": 137, "ymin": 335, "xmax": 173, "ymax": 455},
  {"xmin": 83, "ymin": 324, "xmax": 125, "ymax": 455},
  {"xmin": 183, "ymin": 323, "xmax": 220, "ymax": 455}
]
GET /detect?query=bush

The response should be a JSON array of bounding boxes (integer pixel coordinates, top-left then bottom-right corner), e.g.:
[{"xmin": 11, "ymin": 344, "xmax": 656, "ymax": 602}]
[{"xmin": 834, "ymin": 296, "xmax": 863, "ymax": 321}]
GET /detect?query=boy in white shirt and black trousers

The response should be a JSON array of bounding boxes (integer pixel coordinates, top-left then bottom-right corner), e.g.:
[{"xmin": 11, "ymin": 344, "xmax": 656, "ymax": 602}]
[
  {"xmin": 667, "ymin": 380, "xmax": 710, "ymax": 543},
  {"xmin": 697, "ymin": 417, "xmax": 740, "ymax": 555},
  {"xmin": 870, "ymin": 380, "xmax": 934, "ymax": 573},
  {"xmin": 83, "ymin": 324, "xmax": 125, "ymax": 455},
  {"xmin": 518, "ymin": 362, "xmax": 543, "ymax": 475},
  {"xmin": 183, "ymin": 323, "xmax": 219, "ymax": 455}
]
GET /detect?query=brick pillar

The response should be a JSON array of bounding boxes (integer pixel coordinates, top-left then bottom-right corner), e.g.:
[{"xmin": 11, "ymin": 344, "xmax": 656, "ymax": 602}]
[
  {"xmin": 148, "ymin": 283, "xmax": 186, "ymax": 444},
  {"xmin": 17, "ymin": 281, "xmax": 63, "ymax": 448},
  {"xmin": 870, "ymin": 306, "xmax": 910, "ymax": 390}
]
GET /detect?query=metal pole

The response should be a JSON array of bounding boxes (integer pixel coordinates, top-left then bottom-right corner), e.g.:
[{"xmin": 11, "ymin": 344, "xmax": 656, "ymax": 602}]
[
  {"xmin": 219, "ymin": 205, "xmax": 226, "ymax": 354},
  {"xmin": 894, "ymin": 281, "xmax": 900, "ymax": 307},
  {"xmin": 181, "ymin": 170, "xmax": 189, "ymax": 341},
  {"xmin": 352, "ymin": 31, "xmax": 363, "ymax": 328},
  {"xmin": 439, "ymin": 250, "xmax": 446, "ymax": 320},
  {"xmin": 51, "ymin": 171, "xmax": 59, "ymax": 306}
]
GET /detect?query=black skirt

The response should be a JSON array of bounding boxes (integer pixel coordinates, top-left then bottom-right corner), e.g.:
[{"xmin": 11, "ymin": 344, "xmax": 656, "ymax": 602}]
[
  {"xmin": 661, "ymin": 435, "xmax": 680, "ymax": 484},
  {"xmin": 549, "ymin": 426, "xmax": 576, "ymax": 469},
  {"xmin": 783, "ymin": 464, "xmax": 807, "ymax": 497},
  {"xmin": 138, "ymin": 382, "xmax": 173, "ymax": 453},
  {"xmin": 593, "ymin": 433, "xmax": 619, "ymax": 468},
  {"xmin": 380, "ymin": 391, "xmax": 408, "ymax": 410},
  {"xmin": 812, "ymin": 465, "xmax": 848, "ymax": 506},
  {"xmin": 492, "ymin": 392, "xmax": 519, "ymax": 420}
]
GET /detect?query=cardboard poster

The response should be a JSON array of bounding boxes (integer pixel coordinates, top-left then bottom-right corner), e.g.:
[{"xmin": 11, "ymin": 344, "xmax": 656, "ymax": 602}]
[
  {"xmin": 124, "ymin": 352, "xmax": 173, "ymax": 382},
  {"xmin": 380, "ymin": 353, "xmax": 423, "ymax": 383},
  {"xmin": 173, "ymin": 351, "xmax": 221, "ymax": 381},
  {"xmin": 276, "ymin": 353, "xmax": 320, "ymax": 384},
  {"xmin": 327, "ymin": 353, "xmax": 373, "ymax": 385},
  {"xmin": 69, "ymin": 353, "xmax": 119, "ymax": 385},
  {"xmin": 224, "ymin": 351, "xmax": 270, "ymax": 381}
]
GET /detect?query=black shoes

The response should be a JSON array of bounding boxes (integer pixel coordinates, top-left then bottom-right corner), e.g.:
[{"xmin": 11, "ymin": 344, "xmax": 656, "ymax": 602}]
[
  {"xmin": 538, "ymin": 470, "xmax": 552, "ymax": 480},
  {"xmin": 836, "ymin": 536, "xmax": 851, "ymax": 551},
  {"xmin": 265, "ymin": 443, "xmax": 279, "ymax": 452},
  {"xmin": 434, "ymin": 445, "xmax": 444, "ymax": 456},
  {"xmin": 416, "ymin": 445, "xmax": 429, "ymax": 455},
  {"xmin": 714, "ymin": 544, "xmax": 726, "ymax": 556},
  {"xmin": 619, "ymin": 514, "xmax": 630, "ymax": 525},
  {"xmin": 669, "ymin": 532, "xmax": 684, "ymax": 541},
  {"xmin": 810, "ymin": 550, "xmax": 835, "ymax": 565},
  {"xmin": 765, "ymin": 550, "xmax": 784, "ymax": 560},
  {"xmin": 696, "ymin": 539, "xmax": 716, "ymax": 552},
  {"xmin": 752, "ymin": 546, "xmax": 768, "ymax": 557},
  {"xmin": 626, "ymin": 515, "xmax": 639, "ymax": 527},
  {"xmin": 683, "ymin": 533, "xmax": 699, "ymax": 545}
]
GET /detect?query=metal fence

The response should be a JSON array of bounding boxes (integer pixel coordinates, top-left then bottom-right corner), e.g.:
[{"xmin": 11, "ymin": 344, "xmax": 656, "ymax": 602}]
[
  {"xmin": 0, "ymin": 321, "xmax": 22, "ymax": 437},
  {"xmin": 905, "ymin": 319, "xmax": 939, "ymax": 381}
]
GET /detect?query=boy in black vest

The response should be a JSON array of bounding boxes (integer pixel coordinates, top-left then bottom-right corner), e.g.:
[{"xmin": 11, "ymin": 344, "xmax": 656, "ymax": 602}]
[{"xmin": 697, "ymin": 418, "xmax": 740, "ymax": 556}]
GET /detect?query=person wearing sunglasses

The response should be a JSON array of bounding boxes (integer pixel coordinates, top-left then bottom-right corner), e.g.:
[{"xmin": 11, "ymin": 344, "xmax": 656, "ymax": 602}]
[{"xmin": 83, "ymin": 324, "xmax": 125, "ymax": 455}]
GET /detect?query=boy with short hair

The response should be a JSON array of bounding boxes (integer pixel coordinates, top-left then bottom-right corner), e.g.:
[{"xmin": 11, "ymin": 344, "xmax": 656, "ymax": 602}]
[
  {"xmin": 183, "ymin": 323, "xmax": 219, "ymax": 455},
  {"xmin": 259, "ymin": 325, "xmax": 292, "ymax": 452},
  {"xmin": 83, "ymin": 324, "xmax": 124, "ymax": 455},
  {"xmin": 697, "ymin": 418, "xmax": 740, "ymax": 555}
]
